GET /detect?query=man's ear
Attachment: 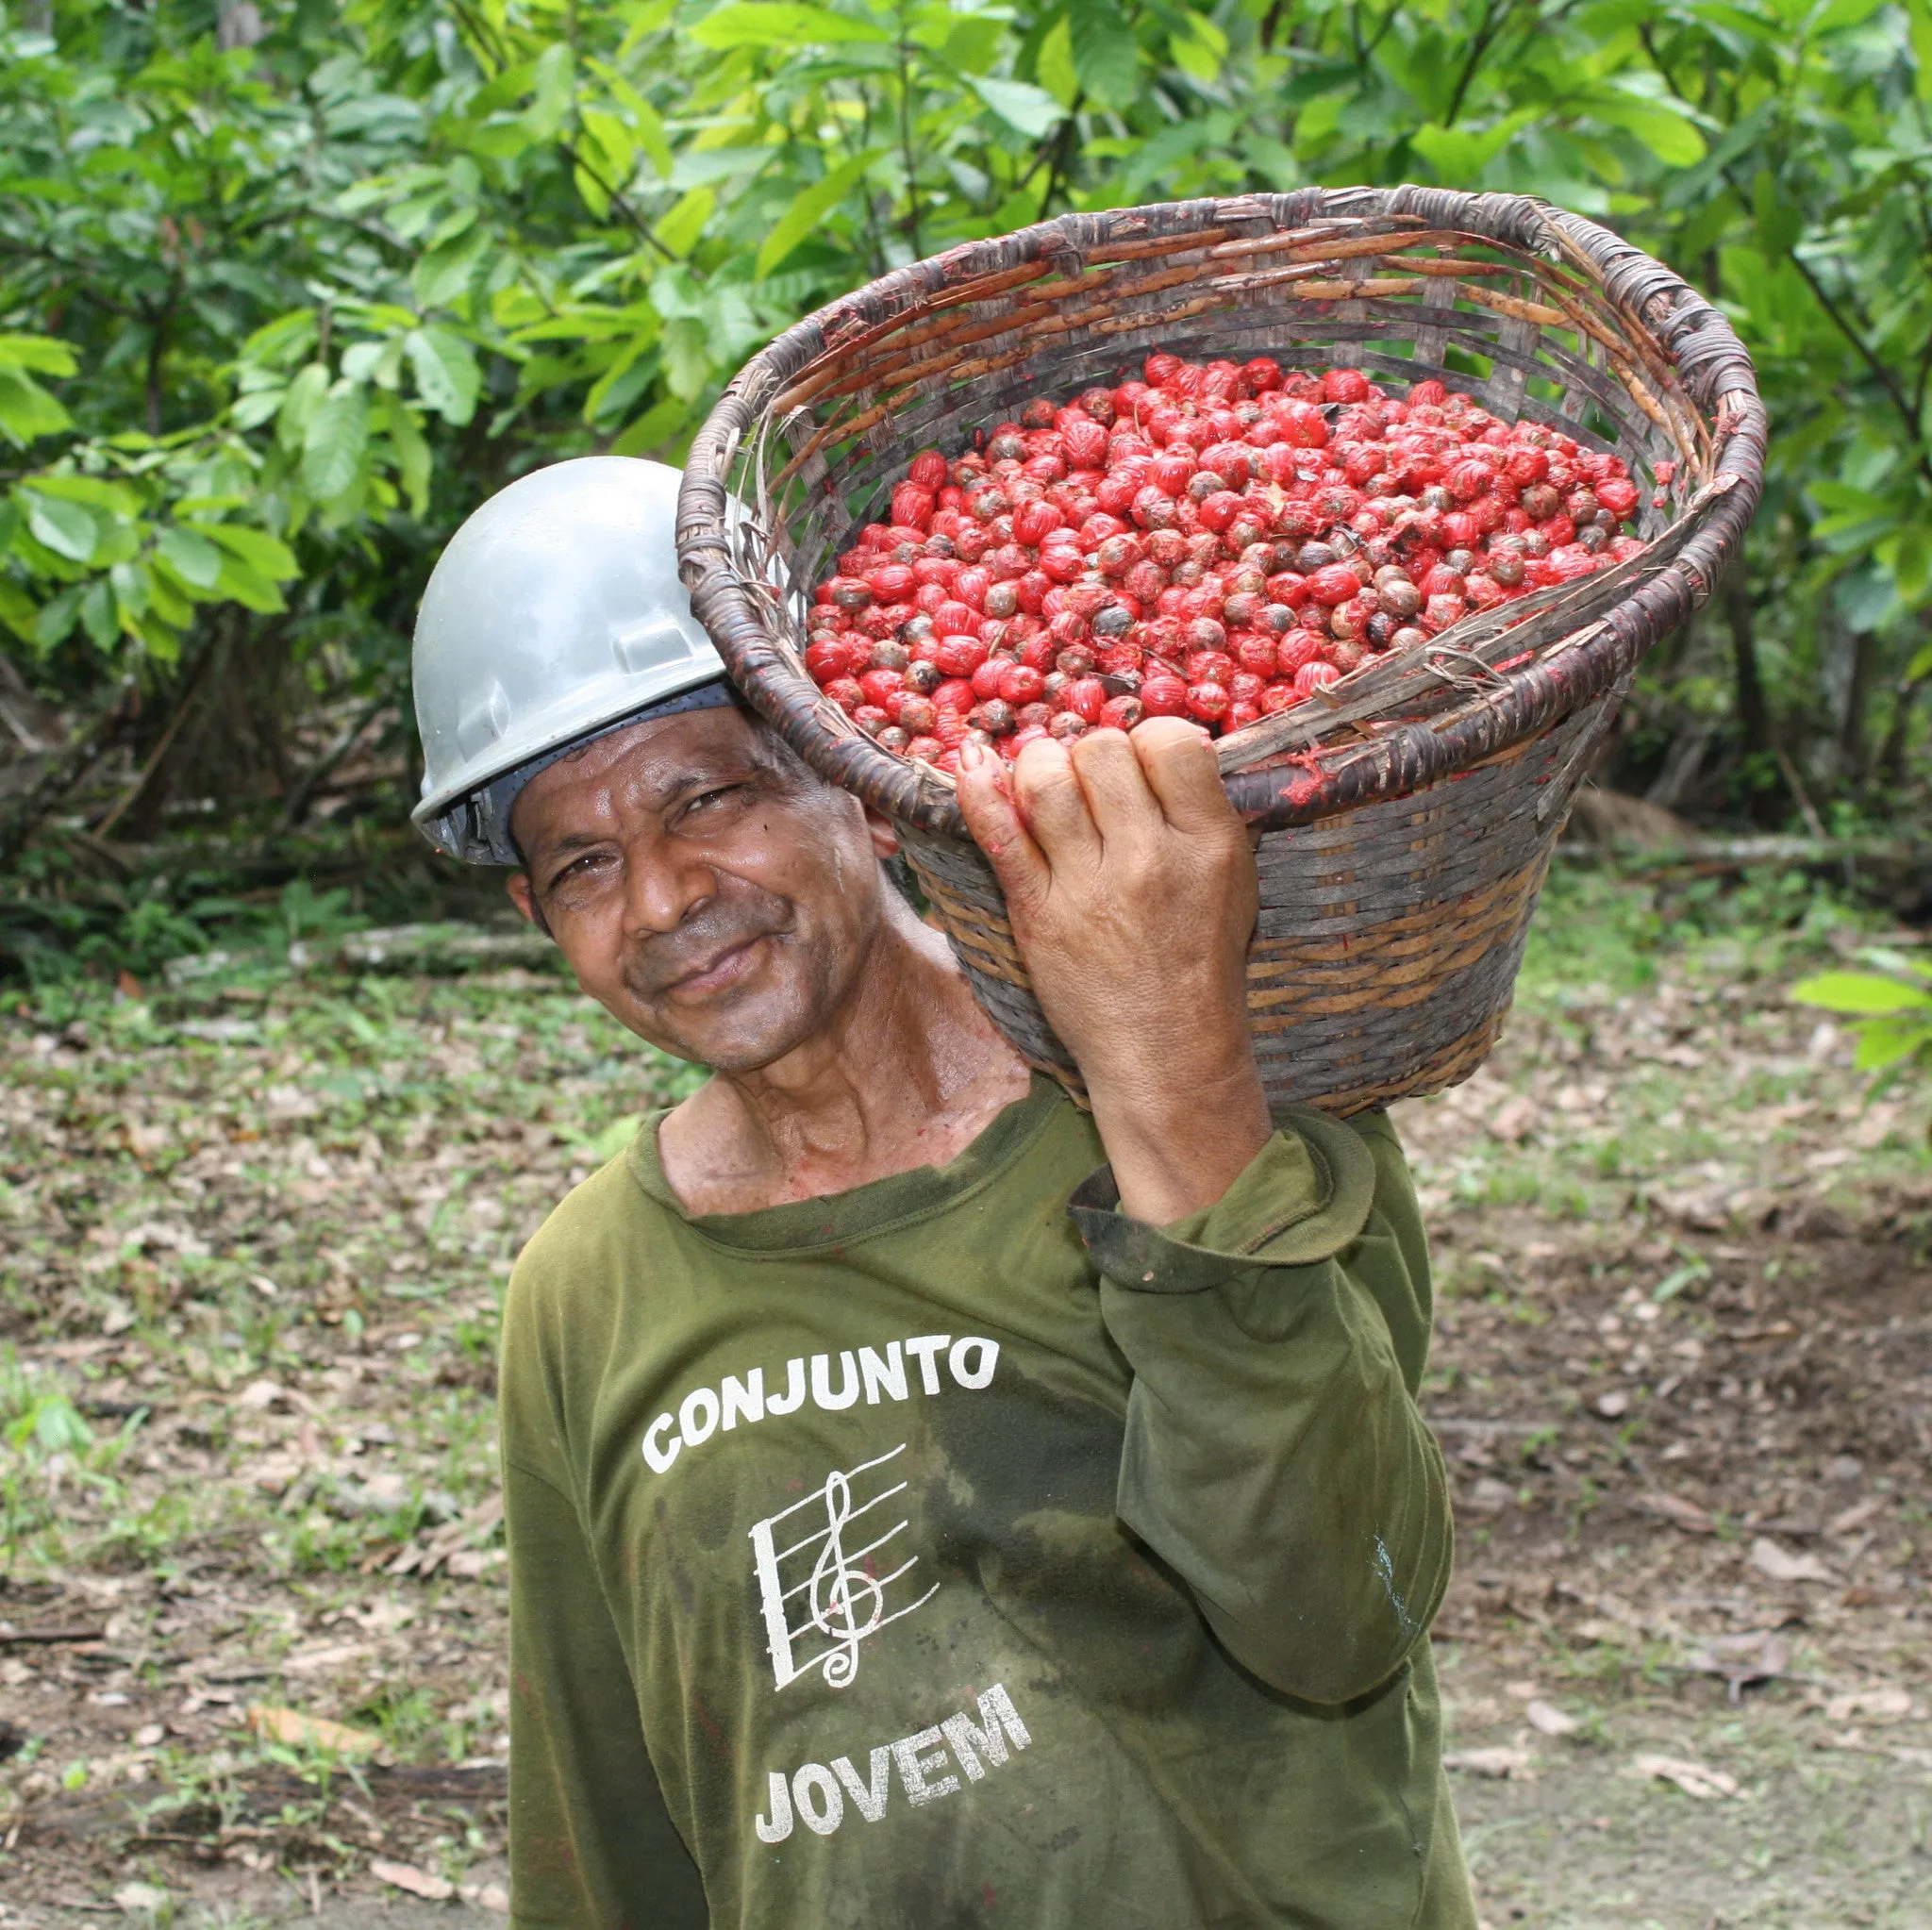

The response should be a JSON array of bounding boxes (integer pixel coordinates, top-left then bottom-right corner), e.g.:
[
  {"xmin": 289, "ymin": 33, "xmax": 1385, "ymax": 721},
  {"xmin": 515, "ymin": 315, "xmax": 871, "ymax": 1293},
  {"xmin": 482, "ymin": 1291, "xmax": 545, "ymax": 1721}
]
[
  {"xmin": 863, "ymin": 807, "xmax": 901, "ymax": 862},
  {"xmin": 506, "ymin": 873, "xmax": 551, "ymax": 938}
]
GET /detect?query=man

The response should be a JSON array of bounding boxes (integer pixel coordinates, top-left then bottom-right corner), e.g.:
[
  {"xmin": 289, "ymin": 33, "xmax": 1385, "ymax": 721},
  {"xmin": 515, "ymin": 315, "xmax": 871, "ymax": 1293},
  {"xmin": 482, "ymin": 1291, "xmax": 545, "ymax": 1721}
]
[{"xmin": 411, "ymin": 457, "xmax": 1475, "ymax": 1928}]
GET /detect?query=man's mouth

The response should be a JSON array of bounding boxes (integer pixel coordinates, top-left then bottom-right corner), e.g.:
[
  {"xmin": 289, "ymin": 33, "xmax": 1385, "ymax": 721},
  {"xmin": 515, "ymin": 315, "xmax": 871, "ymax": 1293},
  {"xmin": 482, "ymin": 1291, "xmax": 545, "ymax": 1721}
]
[{"xmin": 663, "ymin": 933, "xmax": 768, "ymax": 998}]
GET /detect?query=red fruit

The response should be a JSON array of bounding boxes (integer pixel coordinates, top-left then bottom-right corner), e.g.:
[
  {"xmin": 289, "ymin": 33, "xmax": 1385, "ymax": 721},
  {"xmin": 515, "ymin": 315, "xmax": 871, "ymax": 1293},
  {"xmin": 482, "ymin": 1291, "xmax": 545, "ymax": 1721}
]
[
  {"xmin": 823, "ymin": 676, "xmax": 864, "ymax": 714},
  {"xmin": 826, "ymin": 574, "xmax": 873, "ymax": 609},
  {"xmin": 1185, "ymin": 650, "xmax": 1236, "ymax": 687},
  {"xmin": 969, "ymin": 657, "xmax": 1006, "ymax": 701},
  {"xmin": 1595, "ymin": 477, "xmax": 1640, "ymax": 520},
  {"xmin": 996, "ymin": 662, "xmax": 1046, "ymax": 707},
  {"xmin": 1186, "ymin": 681, "xmax": 1231, "ymax": 724},
  {"xmin": 1064, "ymin": 676, "xmax": 1107, "ymax": 724},
  {"xmin": 1098, "ymin": 694, "xmax": 1145, "ymax": 730},
  {"xmin": 1181, "ymin": 617, "xmax": 1228, "ymax": 655},
  {"xmin": 858, "ymin": 667, "xmax": 906, "ymax": 708},
  {"xmin": 855, "ymin": 707, "xmax": 892, "ymax": 739},
  {"xmin": 896, "ymin": 696, "xmax": 938, "ymax": 735},
  {"xmin": 1407, "ymin": 378, "xmax": 1446, "ymax": 408},
  {"xmin": 908, "ymin": 449, "xmax": 947, "ymax": 491},
  {"xmin": 1465, "ymin": 573, "xmax": 1506, "ymax": 609},
  {"xmin": 1197, "ymin": 490, "xmax": 1245, "ymax": 533},
  {"xmin": 1225, "ymin": 700, "xmax": 1260, "ymax": 733},
  {"xmin": 1291, "ymin": 660, "xmax": 1341, "ymax": 697},
  {"xmin": 1234, "ymin": 634, "xmax": 1279, "ymax": 677},
  {"xmin": 1279, "ymin": 400, "xmax": 1329, "ymax": 448},
  {"xmin": 1009, "ymin": 499, "xmax": 1061, "ymax": 546},
  {"xmin": 866, "ymin": 562, "xmax": 916, "ymax": 603},
  {"xmin": 935, "ymin": 634, "xmax": 989, "ymax": 679},
  {"xmin": 1144, "ymin": 352, "xmax": 1185, "ymax": 386},
  {"xmin": 1061, "ymin": 419, "xmax": 1108, "ymax": 469},
  {"xmin": 1242, "ymin": 358, "xmax": 1284, "ymax": 393},
  {"xmin": 934, "ymin": 675, "xmax": 975, "ymax": 712},
  {"xmin": 1420, "ymin": 565, "xmax": 1465, "ymax": 600},
  {"xmin": 1141, "ymin": 673, "xmax": 1189, "ymax": 717},
  {"xmin": 1227, "ymin": 670, "xmax": 1266, "ymax": 706},
  {"xmin": 1321, "ymin": 367, "xmax": 1370, "ymax": 404},
  {"xmin": 1037, "ymin": 544, "xmax": 1084, "ymax": 584},
  {"xmin": 1306, "ymin": 563, "xmax": 1362, "ymax": 607},
  {"xmin": 805, "ymin": 640, "xmax": 854, "ymax": 683},
  {"xmin": 1259, "ymin": 682, "xmax": 1300, "ymax": 714},
  {"xmin": 1421, "ymin": 593, "xmax": 1466, "ymax": 634},
  {"xmin": 891, "ymin": 484, "xmax": 935, "ymax": 528},
  {"xmin": 1266, "ymin": 571, "xmax": 1308, "ymax": 607},
  {"xmin": 1325, "ymin": 640, "xmax": 1365, "ymax": 674},
  {"xmin": 1275, "ymin": 630, "xmax": 1324, "ymax": 677}
]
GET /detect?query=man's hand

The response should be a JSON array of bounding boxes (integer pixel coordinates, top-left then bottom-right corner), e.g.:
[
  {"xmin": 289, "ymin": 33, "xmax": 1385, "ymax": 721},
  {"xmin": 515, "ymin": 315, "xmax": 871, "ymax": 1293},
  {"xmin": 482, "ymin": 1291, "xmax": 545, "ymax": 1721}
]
[{"xmin": 955, "ymin": 723, "xmax": 1271, "ymax": 1223}]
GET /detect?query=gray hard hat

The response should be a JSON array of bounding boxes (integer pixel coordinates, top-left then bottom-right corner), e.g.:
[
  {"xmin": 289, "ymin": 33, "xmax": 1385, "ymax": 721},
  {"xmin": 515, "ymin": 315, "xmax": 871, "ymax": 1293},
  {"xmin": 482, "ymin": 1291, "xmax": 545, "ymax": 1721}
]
[{"xmin": 410, "ymin": 456, "xmax": 731, "ymax": 864}]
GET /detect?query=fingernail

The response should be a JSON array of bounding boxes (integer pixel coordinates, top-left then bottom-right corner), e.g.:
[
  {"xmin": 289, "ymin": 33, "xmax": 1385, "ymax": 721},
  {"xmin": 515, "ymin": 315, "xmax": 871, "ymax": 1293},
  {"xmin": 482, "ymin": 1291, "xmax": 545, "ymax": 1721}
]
[{"xmin": 959, "ymin": 740, "xmax": 987, "ymax": 772}]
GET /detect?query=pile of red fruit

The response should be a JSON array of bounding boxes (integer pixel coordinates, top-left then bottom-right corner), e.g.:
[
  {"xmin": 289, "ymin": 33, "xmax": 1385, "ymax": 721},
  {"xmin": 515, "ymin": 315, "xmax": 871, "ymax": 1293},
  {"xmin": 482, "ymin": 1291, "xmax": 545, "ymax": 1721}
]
[{"xmin": 803, "ymin": 353, "xmax": 1650, "ymax": 772}]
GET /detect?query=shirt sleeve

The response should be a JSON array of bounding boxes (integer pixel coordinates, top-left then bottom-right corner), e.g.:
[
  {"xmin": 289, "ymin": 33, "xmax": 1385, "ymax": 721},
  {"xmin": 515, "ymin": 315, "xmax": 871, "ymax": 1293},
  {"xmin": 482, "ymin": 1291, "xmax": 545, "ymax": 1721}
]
[
  {"xmin": 505, "ymin": 1456, "xmax": 709, "ymax": 1929},
  {"xmin": 1067, "ymin": 1106, "xmax": 1453, "ymax": 1708}
]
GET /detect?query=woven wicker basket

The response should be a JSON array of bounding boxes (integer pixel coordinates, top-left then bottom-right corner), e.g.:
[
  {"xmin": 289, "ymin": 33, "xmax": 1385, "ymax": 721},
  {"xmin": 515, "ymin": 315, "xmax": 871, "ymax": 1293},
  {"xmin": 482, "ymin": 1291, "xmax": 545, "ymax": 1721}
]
[{"xmin": 677, "ymin": 187, "xmax": 1765, "ymax": 1114}]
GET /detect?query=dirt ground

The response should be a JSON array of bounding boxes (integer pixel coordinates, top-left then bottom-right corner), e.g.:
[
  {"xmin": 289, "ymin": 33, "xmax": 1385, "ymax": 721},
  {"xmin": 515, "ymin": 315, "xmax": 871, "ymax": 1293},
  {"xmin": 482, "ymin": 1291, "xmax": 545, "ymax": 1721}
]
[{"xmin": 1, "ymin": 872, "xmax": 1927, "ymax": 1928}]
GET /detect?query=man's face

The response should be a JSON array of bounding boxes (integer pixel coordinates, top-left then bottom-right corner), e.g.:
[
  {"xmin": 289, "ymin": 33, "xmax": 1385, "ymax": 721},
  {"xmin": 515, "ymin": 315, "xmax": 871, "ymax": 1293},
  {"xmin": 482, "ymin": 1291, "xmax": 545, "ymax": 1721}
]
[{"xmin": 506, "ymin": 707, "xmax": 892, "ymax": 1072}]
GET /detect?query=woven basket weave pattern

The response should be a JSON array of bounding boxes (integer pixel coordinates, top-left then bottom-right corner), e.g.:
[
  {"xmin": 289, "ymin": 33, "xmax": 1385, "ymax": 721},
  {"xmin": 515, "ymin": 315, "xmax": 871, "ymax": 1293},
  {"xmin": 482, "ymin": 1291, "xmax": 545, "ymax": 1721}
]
[{"xmin": 678, "ymin": 188, "xmax": 1764, "ymax": 1113}]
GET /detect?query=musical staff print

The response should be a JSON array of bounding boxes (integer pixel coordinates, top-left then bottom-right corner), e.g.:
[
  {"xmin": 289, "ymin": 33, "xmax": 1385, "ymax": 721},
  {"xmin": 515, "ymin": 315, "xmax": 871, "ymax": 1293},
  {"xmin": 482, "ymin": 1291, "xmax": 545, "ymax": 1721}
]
[{"xmin": 748, "ymin": 1443, "xmax": 940, "ymax": 1692}]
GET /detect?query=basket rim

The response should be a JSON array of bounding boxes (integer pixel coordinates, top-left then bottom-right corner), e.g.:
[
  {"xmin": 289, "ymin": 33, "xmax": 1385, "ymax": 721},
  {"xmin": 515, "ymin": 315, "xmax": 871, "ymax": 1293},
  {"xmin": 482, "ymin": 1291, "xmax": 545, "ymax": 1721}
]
[{"xmin": 677, "ymin": 186, "xmax": 1764, "ymax": 837}]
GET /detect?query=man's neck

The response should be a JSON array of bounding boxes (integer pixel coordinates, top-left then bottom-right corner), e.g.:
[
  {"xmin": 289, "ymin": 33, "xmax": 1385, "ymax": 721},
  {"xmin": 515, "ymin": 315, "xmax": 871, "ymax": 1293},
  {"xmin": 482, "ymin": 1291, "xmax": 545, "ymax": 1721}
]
[{"xmin": 656, "ymin": 905, "xmax": 1033, "ymax": 1216}]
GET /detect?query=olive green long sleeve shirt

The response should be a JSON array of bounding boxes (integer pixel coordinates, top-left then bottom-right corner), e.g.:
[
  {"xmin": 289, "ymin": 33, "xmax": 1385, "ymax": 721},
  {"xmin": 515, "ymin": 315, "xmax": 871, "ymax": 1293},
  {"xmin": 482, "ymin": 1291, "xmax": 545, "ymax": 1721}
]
[{"xmin": 499, "ymin": 1078, "xmax": 1473, "ymax": 1929}]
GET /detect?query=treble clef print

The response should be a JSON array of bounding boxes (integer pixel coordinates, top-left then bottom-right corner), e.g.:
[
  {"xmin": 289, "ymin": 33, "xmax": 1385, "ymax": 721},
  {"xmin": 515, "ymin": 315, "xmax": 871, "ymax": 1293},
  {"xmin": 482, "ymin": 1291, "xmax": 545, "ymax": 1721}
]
[{"xmin": 806, "ymin": 1468, "xmax": 886, "ymax": 1688}]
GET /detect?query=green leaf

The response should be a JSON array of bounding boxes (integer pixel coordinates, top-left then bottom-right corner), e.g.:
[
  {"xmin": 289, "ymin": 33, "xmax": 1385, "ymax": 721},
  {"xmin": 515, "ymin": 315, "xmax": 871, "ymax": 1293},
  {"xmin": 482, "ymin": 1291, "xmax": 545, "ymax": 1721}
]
[
  {"xmin": 689, "ymin": 3, "xmax": 891, "ymax": 48},
  {"xmin": 521, "ymin": 42, "xmax": 576, "ymax": 143},
  {"xmin": 972, "ymin": 74, "xmax": 1067, "ymax": 137},
  {"xmin": 276, "ymin": 362, "xmax": 331, "ymax": 455},
  {"xmin": 0, "ymin": 368, "xmax": 71, "ymax": 443},
  {"xmin": 412, "ymin": 222, "xmax": 491, "ymax": 308},
  {"xmin": 1850, "ymin": 1017, "xmax": 1932, "ymax": 1073},
  {"xmin": 79, "ymin": 576, "xmax": 117, "ymax": 649},
  {"xmin": 377, "ymin": 394, "xmax": 432, "ymax": 519},
  {"xmin": 405, "ymin": 327, "xmax": 482, "ymax": 426},
  {"xmin": 1410, "ymin": 109, "xmax": 1538, "ymax": 180},
  {"xmin": 654, "ymin": 187, "xmax": 715, "ymax": 258},
  {"xmin": 1169, "ymin": 11, "xmax": 1225, "ymax": 84},
  {"xmin": 192, "ymin": 524, "xmax": 301, "ymax": 580},
  {"xmin": 156, "ymin": 525, "xmax": 224, "ymax": 591},
  {"xmin": 661, "ymin": 316, "xmax": 712, "ymax": 400},
  {"xmin": 1790, "ymin": 972, "xmax": 1932, "ymax": 1016},
  {"xmin": 1067, "ymin": 0, "xmax": 1140, "ymax": 111},
  {"xmin": 1036, "ymin": 16, "xmax": 1078, "ymax": 108},
  {"xmin": 0, "ymin": 333, "xmax": 77, "ymax": 377},
  {"xmin": 302, "ymin": 380, "xmax": 373, "ymax": 501},
  {"xmin": 25, "ymin": 492, "xmax": 98, "ymax": 564},
  {"xmin": 757, "ymin": 147, "xmax": 883, "ymax": 276}
]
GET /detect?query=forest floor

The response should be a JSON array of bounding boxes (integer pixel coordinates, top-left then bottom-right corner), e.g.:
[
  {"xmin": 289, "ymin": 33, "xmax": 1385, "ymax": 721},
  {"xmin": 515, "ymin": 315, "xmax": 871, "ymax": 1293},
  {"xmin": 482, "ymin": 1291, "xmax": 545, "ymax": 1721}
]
[{"xmin": 0, "ymin": 867, "xmax": 1927, "ymax": 1930}]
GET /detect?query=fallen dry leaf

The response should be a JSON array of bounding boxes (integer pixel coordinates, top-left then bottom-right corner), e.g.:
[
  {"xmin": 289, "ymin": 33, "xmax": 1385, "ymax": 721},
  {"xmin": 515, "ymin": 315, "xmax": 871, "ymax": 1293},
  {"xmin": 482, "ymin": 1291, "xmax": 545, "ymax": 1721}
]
[
  {"xmin": 113, "ymin": 1883, "xmax": 169, "ymax": 1914},
  {"xmin": 1827, "ymin": 1494, "xmax": 1893, "ymax": 1537},
  {"xmin": 1824, "ymin": 1685, "xmax": 1913, "ymax": 1725},
  {"xmin": 1525, "ymin": 1699, "xmax": 1580, "ymax": 1737},
  {"xmin": 1594, "ymin": 1389, "xmax": 1631, "ymax": 1419},
  {"xmin": 372, "ymin": 1859, "xmax": 455, "ymax": 1902},
  {"xmin": 460, "ymin": 1882, "xmax": 511, "ymax": 1913},
  {"xmin": 1444, "ymin": 1746, "xmax": 1535, "ymax": 1779},
  {"xmin": 1682, "ymin": 1630, "xmax": 1790, "ymax": 1697},
  {"xmin": 1490, "ymin": 1094, "xmax": 1538, "ymax": 1142},
  {"xmin": 245, "ymin": 1704, "xmax": 381, "ymax": 1759},
  {"xmin": 1632, "ymin": 1754, "xmax": 1740, "ymax": 1800},
  {"xmin": 1750, "ymin": 1537, "xmax": 1835, "ymax": 1585}
]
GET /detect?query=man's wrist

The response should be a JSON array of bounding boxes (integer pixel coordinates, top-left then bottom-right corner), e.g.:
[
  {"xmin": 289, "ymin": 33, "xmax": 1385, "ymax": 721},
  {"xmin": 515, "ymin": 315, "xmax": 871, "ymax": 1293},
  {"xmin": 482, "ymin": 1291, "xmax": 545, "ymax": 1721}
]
[{"xmin": 1082, "ymin": 1040, "xmax": 1272, "ymax": 1225}]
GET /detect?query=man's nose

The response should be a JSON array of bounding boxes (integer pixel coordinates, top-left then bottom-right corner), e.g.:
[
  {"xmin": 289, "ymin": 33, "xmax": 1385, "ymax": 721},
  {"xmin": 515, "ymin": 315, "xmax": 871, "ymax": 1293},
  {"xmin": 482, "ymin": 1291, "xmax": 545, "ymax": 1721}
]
[{"xmin": 619, "ymin": 834, "xmax": 715, "ymax": 939}]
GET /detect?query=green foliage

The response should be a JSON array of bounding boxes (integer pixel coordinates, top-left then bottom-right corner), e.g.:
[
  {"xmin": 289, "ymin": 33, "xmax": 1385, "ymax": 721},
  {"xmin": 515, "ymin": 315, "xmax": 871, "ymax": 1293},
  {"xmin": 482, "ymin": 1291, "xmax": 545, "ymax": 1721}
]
[
  {"xmin": 1792, "ymin": 951, "xmax": 1932, "ymax": 1079},
  {"xmin": 0, "ymin": 0, "xmax": 1926, "ymax": 854}
]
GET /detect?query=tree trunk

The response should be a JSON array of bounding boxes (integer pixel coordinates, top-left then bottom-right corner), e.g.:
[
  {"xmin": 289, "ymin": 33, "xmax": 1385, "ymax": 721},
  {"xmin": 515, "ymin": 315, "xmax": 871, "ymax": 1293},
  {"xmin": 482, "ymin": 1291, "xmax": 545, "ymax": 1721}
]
[
  {"xmin": 1839, "ymin": 625, "xmax": 1876, "ymax": 785},
  {"xmin": 1724, "ymin": 569, "xmax": 1771, "ymax": 755},
  {"xmin": 1877, "ymin": 671, "xmax": 1927, "ymax": 789}
]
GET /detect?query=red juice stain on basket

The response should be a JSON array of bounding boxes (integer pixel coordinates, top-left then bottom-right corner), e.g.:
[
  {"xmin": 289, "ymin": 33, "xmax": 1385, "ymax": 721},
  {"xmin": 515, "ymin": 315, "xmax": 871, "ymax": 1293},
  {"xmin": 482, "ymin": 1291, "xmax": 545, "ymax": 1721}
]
[{"xmin": 803, "ymin": 355, "xmax": 1651, "ymax": 774}]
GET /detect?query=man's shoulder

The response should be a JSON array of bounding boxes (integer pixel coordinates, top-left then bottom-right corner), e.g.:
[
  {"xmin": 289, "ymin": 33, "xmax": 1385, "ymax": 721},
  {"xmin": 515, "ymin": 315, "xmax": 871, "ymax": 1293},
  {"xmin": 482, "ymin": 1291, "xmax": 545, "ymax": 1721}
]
[{"xmin": 508, "ymin": 1131, "xmax": 666, "ymax": 1312}]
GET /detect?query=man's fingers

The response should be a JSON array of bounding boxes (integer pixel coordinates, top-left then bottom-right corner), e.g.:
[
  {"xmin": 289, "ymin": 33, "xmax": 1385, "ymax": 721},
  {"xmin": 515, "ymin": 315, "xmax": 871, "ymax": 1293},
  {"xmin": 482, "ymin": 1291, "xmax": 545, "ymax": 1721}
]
[
  {"xmin": 954, "ymin": 741, "xmax": 1050, "ymax": 915},
  {"xmin": 1133, "ymin": 717, "xmax": 1241, "ymax": 835},
  {"xmin": 1066, "ymin": 728, "xmax": 1164, "ymax": 845},
  {"xmin": 1012, "ymin": 736, "xmax": 1103, "ymax": 872}
]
